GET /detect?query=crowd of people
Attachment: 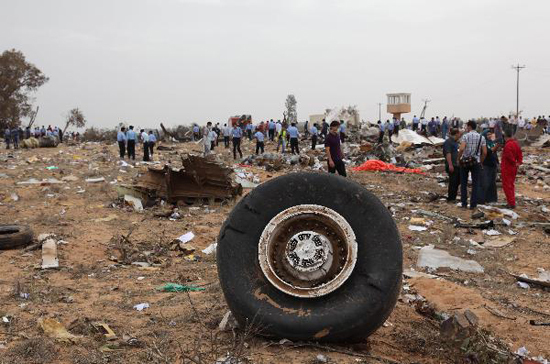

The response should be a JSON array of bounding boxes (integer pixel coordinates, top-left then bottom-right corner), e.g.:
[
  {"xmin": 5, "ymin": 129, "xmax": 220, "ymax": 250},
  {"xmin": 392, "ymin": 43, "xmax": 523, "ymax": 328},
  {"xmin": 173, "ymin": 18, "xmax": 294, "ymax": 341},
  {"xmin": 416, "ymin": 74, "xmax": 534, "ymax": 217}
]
[
  {"xmin": 116, "ymin": 126, "xmax": 157, "ymax": 161},
  {"xmin": 3, "ymin": 125, "xmax": 66, "ymax": 149},
  {"xmin": 443, "ymin": 119, "xmax": 523, "ymax": 210}
]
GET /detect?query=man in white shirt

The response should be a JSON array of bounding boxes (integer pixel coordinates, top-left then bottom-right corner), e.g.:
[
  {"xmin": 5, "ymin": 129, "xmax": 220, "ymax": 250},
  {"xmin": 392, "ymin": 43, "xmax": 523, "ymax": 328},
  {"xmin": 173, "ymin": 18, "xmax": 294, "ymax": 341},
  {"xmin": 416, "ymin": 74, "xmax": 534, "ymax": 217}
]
[
  {"xmin": 203, "ymin": 122, "xmax": 212, "ymax": 156},
  {"xmin": 223, "ymin": 124, "xmax": 231, "ymax": 148}
]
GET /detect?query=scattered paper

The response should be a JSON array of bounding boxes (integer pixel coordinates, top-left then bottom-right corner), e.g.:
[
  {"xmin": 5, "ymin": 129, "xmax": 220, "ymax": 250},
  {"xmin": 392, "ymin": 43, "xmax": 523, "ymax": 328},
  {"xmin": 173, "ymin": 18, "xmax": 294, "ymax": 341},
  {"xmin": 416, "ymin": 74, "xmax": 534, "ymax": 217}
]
[
  {"xmin": 133, "ymin": 303, "xmax": 149, "ymax": 311},
  {"xmin": 41, "ymin": 239, "xmax": 59, "ymax": 269},
  {"xmin": 177, "ymin": 232, "xmax": 195, "ymax": 244},
  {"xmin": 409, "ymin": 225, "xmax": 427, "ymax": 232},
  {"xmin": 202, "ymin": 242, "xmax": 217, "ymax": 255},
  {"xmin": 417, "ymin": 245, "xmax": 484, "ymax": 273},
  {"xmin": 124, "ymin": 195, "xmax": 143, "ymax": 212},
  {"xmin": 484, "ymin": 229, "xmax": 501, "ymax": 236}
]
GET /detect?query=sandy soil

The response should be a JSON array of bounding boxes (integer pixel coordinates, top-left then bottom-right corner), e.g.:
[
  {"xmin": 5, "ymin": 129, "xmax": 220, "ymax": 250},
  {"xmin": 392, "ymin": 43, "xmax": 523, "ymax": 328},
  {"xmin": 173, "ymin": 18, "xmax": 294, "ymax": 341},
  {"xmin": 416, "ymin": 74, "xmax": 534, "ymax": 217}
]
[{"xmin": 0, "ymin": 138, "xmax": 549, "ymax": 364}]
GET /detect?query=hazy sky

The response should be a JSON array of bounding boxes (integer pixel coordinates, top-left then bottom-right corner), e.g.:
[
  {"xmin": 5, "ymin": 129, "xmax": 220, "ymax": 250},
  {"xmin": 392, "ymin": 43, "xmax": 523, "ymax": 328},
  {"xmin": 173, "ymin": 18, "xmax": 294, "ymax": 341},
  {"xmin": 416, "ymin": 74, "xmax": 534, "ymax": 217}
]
[{"xmin": 2, "ymin": 0, "xmax": 549, "ymax": 129}]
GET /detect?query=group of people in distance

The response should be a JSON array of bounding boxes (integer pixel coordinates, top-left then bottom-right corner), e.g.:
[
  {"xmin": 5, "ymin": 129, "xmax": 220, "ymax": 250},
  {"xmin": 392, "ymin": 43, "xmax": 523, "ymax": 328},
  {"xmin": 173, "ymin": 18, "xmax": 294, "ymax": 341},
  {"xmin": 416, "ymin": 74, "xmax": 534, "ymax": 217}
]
[
  {"xmin": 443, "ymin": 119, "xmax": 523, "ymax": 210},
  {"xmin": 116, "ymin": 126, "xmax": 157, "ymax": 161},
  {"xmin": 199, "ymin": 118, "xmax": 348, "ymax": 176},
  {"xmin": 4, "ymin": 125, "xmax": 66, "ymax": 149}
]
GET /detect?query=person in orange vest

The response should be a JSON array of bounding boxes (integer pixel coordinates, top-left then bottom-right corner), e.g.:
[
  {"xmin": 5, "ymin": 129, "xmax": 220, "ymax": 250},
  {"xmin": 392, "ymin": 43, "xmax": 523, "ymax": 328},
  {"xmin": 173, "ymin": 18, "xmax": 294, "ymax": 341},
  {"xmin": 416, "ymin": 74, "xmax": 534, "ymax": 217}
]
[{"xmin": 501, "ymin": 129, "xmax": 523, "ymax": 209}]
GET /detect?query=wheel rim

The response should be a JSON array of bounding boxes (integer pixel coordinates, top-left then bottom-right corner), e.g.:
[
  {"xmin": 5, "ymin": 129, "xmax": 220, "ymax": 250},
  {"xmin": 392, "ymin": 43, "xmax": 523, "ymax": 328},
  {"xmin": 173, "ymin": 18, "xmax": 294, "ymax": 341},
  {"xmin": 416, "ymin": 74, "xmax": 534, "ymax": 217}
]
[{"xmin": 258, "ymin": 204, "xmax": 357, "ymax": 298}]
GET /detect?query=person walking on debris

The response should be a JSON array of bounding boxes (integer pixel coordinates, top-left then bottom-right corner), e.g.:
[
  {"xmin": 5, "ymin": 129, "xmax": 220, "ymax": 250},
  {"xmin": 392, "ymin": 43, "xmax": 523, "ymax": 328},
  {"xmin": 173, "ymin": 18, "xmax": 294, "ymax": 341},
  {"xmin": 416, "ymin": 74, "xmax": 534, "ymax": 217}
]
[
  {"xmin": 304, "ymin": 119, "xmax": 309, "ymax": 137},
  {"xmin": 310, "ymin": 123, "xmax": 318, "ymax": 150},
  {"xmin": 254, "ymin": 127, "xmax": 265, "ymax": 155},
  {"xmin": 117, "ymin": 126, "xmax": 126, "ymax": 159},
  {"xmin": 140, "ymin": 129, "xmax": 150, "ymax": 161},
  {"xmin": 458, "ymin": 120, "xmax": 487, "ymax": 210},
  {"xmin": 223, "ymin": 123, "xmax": 231, "ymax": 148},
  {"xmin": 209, "ymin": 127, "xmax": 217, "ymax": 151},
  {"xmin": 231, "ymin": 123, "xmax": 243, "ymax": 159},
  {"xmin": 400, "ymin": 117, "xmax": 406, "ymax": 131},
  {"xmin": 148, "ymin": 130, "xmax": 156, "ymax": 157},
  {"xmin": 126, "ymin": 125, "xmax": 136, "ymax": 160},
  {"xmin": 428, "ymin": 117, "xmax": 437, "ymax": 136},
  {"xmin": 378, "ymin": 120, "xmax": 385, "ymax": 143},
  {"xmin": 277, "ymin": 124, "xmax": 287, "ymax": 153},
  {"xmin": 443, "ymin": 128, "xmax": 461, "ymax": 202},
  {"xmin": 4, "ymin": 127, "xmax": 10, "ymax": 149},
  {"xmin": 11, "ymin": 127, "xmax": 20, "ymax": 149},
  {"xmin": 339, "ymin": 120, "xmax": 347, "ymax": 143},
  {"xmin": 478, "ymin": 130, "xmax": 499, "ymax": 204},
  {"xmin": 325, "ymin": 120, "xmax": 347, "ymax": 177},
  {"xmin": 501, "ymin": 129, "xmax": 523, "ymax": 209},
  {"xmin": 275, "ymin": 120, "xmax": 282, "ymax": 139},
  {"xmin": 288, "ymin": 122, "xmax": 300, "ymax": 154}
]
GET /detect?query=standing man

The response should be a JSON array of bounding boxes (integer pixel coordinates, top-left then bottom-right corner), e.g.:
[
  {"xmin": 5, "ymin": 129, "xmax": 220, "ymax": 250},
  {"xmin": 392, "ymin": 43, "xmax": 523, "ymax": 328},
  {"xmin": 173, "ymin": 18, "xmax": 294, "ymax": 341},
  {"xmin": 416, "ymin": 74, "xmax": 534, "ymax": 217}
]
[
  {"xmin": 117, "ymin": 127, "xmax": 126, "ymax": 159},
  {"xmin": 148, "ymin": 130, "xmax": 156, "ymax": 157},
  {"xmin": 287, "ymin": 122, "xmax": 300, "ymax": 154},
  {"xmin": 310, "ymin": 123, "xmax": 318, "ymax": 150},
  {"xmin": 339, "ymin": 120, "xmax": 347, "ymax": 143},
  {"xmin": 428, "ymin": 118, "xmax": 437, "ymax": 136},
  {"xmin": 268, "ymin": 119, "xmax": 276, "ymax": 141},
  {"xmin": 254, "ymin": 127, "xmax": 265, "ymax": 155},
  {"xmin": 304, "ymin": 119, "xmax": 309, "ymax": 137},
  {"xmin": 501, "ymin": 129, "xmax": 523, "ymax": 209},
  {"xmin": 325, "ymin": 121, "xmax": 346, "ymax": 177},
  {"xmin": 441, "ymin": 116, "xmax": 449, "ymax": 139},
  {"xmin": 193, "ymin": 124, "xmax": 200, "ymax": 141},
  {"xmin": 400, "ymin": 117, "xmax": 407, "ymax": 131},
  {"xmin": 223, "ymin": 123, "xmax": 231, "ymax": 148},
  {"xmin": 412, "ymin": 115, "xmax": 419, "ymax": 131},
  {"xmin": 377, "ymin": 120, "xmax": 385, "ymax": 143},
  {"xmin": 458, "ymin": 120, "xmax": 487, "ymax": 210},
  {"xmin": 393, "ymin": 117, "xmax": 400, "ymax": 136},
  {"xmin": 11, "ymin": 127, "xmax": 20, "ymax": 149},
  {"xmin": 4, "ymin": 127, "xmax": 11, "ymax": 149},
  {"xmin": 277, "ymin": 124, "xmax": 287, "ymax": 153},
  {"xmin": 478, "ymin": 130, "xmax": 499, "ymax": 204},
  {"xmin": 275, "ymin": 120, "xmax": 282, "ymax": 139},
  {"xmin": 321, "ymin": 119, "xmax": 328, "ymax": 138},
  {"xmin": 140, "ymin": 129, "xmax": 150, "ymax": 161},
  {"xmin": 126, "ymin": 126, "xmax": 136, "ymax": 161},
  {"xmin": 443, "ymin": 129, "xmax": 461, "ymax": 202},
  {"xmin": 420, "ymin": 117, "xmax": 428, "ymax": 133},
  {"xmin": 203, "ymin": 122, "xmax": 212, "ymax": 156},
  {"xmin": 246, "ymin": 122, "xmax": 253, "ymax": 141},
  {"xmin": 232, "ymin": 124, "xmax": 243, "ymax": 160}
]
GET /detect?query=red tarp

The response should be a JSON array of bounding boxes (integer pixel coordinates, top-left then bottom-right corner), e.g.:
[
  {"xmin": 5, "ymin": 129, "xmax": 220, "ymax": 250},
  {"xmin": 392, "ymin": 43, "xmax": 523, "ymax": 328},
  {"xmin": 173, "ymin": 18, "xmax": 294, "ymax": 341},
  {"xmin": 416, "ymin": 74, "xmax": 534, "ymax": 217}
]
[{"xmin": 352, "ymin": 160, "xmax": 426, "ymax": 175}]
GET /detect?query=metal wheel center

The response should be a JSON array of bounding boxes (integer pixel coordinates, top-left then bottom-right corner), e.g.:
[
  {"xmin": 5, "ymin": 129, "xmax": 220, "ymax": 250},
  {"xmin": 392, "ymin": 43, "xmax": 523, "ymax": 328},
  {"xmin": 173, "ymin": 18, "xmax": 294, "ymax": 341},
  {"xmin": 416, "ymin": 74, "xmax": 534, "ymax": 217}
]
[
  {"xmin": 286, "ymin": 231, "xmax": 330, "ymax": 272},
  {"xmin": 258, "ymin": 204, "xmax": 358, "ymax": 298}
]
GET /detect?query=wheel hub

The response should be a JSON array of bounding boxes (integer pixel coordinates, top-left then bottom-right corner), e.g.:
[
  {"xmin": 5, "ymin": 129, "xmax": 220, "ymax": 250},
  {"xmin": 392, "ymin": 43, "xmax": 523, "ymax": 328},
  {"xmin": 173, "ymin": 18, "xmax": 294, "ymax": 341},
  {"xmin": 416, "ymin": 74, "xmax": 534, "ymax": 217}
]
[{"xmin": 258, "ymin": 205, "xmax": 357, "ymax": 298}]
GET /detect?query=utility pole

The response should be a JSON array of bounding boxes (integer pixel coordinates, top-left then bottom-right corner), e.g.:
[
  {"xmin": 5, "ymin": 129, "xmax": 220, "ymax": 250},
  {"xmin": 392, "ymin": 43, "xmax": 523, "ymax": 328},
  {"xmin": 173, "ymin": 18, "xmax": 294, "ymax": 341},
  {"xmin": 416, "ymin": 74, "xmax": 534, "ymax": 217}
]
[
  {"xmin": 511, "ymin": 64, "xmax": 526, "ymax": 118},
  {"xmin": 377, "ymin": 103, "xmax": 382, "ymax": 121}
]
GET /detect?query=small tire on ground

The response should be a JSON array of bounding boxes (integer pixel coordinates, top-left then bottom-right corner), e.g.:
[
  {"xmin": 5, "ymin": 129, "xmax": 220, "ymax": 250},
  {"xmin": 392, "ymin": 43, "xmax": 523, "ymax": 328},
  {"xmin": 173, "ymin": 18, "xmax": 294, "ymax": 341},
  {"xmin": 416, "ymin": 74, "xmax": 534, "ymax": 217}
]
[
  {"xmin": 0, "ymin": 225, "xmax": 34, "ymax": 250},
  {"xmin": 216, "ymin": 172, "xmax": 402, "ymax": 342}
]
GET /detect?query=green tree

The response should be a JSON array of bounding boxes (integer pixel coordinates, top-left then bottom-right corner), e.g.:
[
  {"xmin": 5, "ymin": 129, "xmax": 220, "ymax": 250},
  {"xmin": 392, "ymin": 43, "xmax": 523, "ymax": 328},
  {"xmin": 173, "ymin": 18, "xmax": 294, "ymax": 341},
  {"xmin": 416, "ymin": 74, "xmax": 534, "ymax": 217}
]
[
  {"xmin": 0, "ymin": 49, "xmax": 49, "ymax": 129},
  {"xmin": 63, "ymin": 108, "xmax": 87, "ymax": 135},
  {"xmin": 285, "ymin": 94, "xmax": 297, "ymax": 124}
]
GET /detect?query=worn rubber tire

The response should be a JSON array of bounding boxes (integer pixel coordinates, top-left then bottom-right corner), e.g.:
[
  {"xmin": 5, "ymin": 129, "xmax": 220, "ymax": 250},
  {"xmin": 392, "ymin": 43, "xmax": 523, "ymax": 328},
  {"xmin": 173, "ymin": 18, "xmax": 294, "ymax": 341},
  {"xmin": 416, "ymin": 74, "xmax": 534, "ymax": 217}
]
[
  {"xmin": 217, "ymin": 172, "xmax": 402, "ymax": 342},
  {"xmin": 0, "ymin": 225, "xmax": 34, "ymax": 250}
]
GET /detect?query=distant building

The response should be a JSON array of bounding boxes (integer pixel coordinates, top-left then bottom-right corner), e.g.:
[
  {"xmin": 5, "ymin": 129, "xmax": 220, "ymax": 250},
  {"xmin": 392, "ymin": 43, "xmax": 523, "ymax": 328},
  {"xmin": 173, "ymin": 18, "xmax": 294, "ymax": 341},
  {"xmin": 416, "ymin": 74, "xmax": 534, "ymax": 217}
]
[{"xmin": 386, "ymin": 93, "xmax": 411, "ymax": 120}]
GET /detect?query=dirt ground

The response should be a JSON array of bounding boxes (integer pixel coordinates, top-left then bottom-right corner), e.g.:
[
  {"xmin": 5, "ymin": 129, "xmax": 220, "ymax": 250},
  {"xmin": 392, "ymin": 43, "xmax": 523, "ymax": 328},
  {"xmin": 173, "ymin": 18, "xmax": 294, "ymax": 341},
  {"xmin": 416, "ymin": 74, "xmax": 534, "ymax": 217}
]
[{"xmin": 0, "ymin": 137, "xmax": 549, "ymax": 364}]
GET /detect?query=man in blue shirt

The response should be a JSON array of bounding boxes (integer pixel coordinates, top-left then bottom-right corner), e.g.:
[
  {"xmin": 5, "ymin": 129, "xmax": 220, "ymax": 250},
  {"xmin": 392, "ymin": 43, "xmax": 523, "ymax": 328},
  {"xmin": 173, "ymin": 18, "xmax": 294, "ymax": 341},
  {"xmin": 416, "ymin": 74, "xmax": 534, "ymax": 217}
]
[
  {"xmin": 126, "ymin": 125, "xmax": 136, "ymax": 160},
  {"xmin": 254, "ymin": 128, "xmax": 265, "ymax": 155},
  {"xmin": 386, "ymin": 120, "xmax": 394, "ymax": 137},
  {"xmin": 117, "ymin": 127, "xmax": 126, "ymax": 158},
  {"xmin": 393, "ymin": 117, "xmax": 400, "ymax": 136},
  {"xmin": 287, "ymin": 123, "xmax": 300, "ymax": 154},
  {"xmin": 193, "ymin": 124, "xmax": 200, "ymax": 141},
  {"xmin": 378, "ymin": 120, "xmax": 385, "ymax": 143},
  {"xmin": 428, "ymin": 118, "xmax": 437, "ymax": 136},
  {"xmin": 246, "ymin": 123, "xmax": 253, "ymax": 140},
  {"xmin": 11, "ymin": 128, "xmax": 20, "ymax": 149},
  {"xmin": 148, "ymin": 130, "xmax": 157, "ymax": 157},
  {"xmin": 4, "ymin": 128, "xmax": 10, "ymax": 149},
  {"xmin": 232, "ymin": 125, "xmax": 243, "ymax": 159},
  {"xmin": 339, "ymin": 120, "xmax": 347, "ymax": 143},
  {"xmin": 412, "ymin": 115, "xmax": 419, "ymax": 131},
  {"xmin": 268, "ymin": 119, "xmax": 276, "ymax": 141},
  {"xmin": 310, "ymin": 123, "xmax": 318, "ymax": 150}
]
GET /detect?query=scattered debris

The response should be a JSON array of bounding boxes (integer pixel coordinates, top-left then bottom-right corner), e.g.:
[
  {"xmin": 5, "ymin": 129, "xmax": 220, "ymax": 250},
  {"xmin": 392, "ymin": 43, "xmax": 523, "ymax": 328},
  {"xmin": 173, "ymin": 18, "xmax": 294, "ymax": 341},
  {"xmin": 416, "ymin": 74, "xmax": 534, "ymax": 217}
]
[
  {"xmin": 202, "ymin": 242, "xmax": 217, "ymax": 255},
  {"xmin": 38, "ymin": 318, "xmax": 79, "ymax": 343},
  {"xmin": 157, "ymin": 283, "xmax": 205, "ymax": 292},
  {"xmin": 124, "ymin": 194, "xmax": 144, "ymax": 212},
  {"xmin": 408, "ymin": 225, "xmax": 428, "ymax": 232},
  {"xmin": 91, "ymin": 322, "xmax": 117, "ymax": 340},
  {"xmin": 85, "ymin": 177, "xmax": 106, "ymax": 183},
  {"xmin": 133, "ymin": 303, "xmax": 149, "ymax": 311},
  {"xmin": 41, "ymin": 238, "xmax": 59, "ymax": 269},
  {"xmin": 417, "ymin": 245, "xmax": 484, "ymax": 273},
  {"xmin": 219, "ymin": 311, "xmax": 239, "ymax": 332}
]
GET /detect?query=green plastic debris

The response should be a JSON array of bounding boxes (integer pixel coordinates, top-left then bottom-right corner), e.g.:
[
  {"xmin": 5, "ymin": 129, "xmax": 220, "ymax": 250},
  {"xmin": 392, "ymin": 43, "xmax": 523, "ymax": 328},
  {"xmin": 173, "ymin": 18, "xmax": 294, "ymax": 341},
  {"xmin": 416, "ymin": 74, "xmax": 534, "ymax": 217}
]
[{"xmin": 158, "ymin": 283, "xmax": 205, "ymax": 292}]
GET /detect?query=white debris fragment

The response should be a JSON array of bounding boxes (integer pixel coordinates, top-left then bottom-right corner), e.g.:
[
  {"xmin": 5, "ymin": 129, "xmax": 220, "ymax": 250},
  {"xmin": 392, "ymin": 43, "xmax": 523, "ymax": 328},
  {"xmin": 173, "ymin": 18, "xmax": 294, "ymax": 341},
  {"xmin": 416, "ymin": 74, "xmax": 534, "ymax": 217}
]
[
  {"xmin": 484, "ymin": 229, "xmax": 501, "ymax": 236},
  {"xmin": 417, "ymin": 245, "xmax": 484, "ymax": 273},
  {"xmin": 133, "ymin": 303, "xmax": 149, "ymax": 311},
  {"xmin": 177, "ymin": 232, "xmax": 195, "ymax": 244},
  {"xmin": 408, "ymin": 225, "xmax": 427, "ymax": 232},
  {"xmin": 202, "ymin": 242, "xmax": 217, "ymax": 255},
  {"xmin": 124, "ymin": 195, "xmax": 143, "ymax": 212}
]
